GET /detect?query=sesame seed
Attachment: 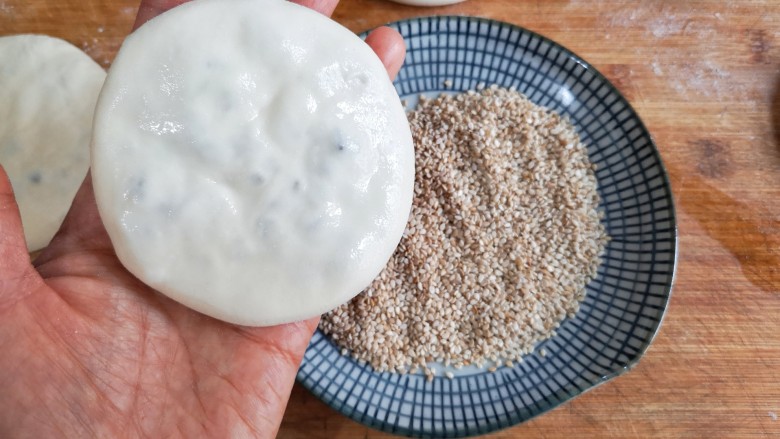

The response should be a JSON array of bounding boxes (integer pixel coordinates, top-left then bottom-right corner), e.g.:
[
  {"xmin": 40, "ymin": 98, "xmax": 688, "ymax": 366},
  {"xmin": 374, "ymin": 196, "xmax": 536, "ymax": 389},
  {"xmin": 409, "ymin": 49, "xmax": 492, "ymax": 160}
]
[{"xmin": 320, "ymin": 86, "xmax": 608, "ymax": 376}]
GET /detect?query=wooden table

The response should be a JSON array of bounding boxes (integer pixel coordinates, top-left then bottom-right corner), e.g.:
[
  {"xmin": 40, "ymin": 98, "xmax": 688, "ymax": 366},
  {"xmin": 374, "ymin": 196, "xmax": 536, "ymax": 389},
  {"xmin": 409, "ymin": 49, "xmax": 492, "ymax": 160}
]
[{"xmin": 2, "ymin": 0, "xmax": 778, "ymax": 437}]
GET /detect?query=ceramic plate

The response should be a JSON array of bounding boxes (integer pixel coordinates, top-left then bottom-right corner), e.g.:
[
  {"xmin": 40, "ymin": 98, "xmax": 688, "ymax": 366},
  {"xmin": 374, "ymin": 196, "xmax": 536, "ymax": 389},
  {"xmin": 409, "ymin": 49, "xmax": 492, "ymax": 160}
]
[{"xmin": 297, "ymin": 16, "xmax": 677, "ymax": 438}]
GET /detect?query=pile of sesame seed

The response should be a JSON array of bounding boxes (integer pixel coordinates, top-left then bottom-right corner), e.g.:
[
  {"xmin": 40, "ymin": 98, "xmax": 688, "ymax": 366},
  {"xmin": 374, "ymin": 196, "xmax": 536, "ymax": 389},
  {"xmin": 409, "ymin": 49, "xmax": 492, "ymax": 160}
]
[{"xmin": 320, "ymin": 85, "xmax": 608, "ymax": 379}]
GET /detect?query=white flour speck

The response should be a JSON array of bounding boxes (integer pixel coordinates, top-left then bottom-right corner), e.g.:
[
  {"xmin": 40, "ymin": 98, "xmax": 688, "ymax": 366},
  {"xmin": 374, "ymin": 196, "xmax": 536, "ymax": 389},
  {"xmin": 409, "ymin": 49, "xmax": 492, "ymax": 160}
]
[
  {"xmin": 598, "ymin": 5, "xmax": 718, "ymax": 41},
  {"xmin": 80, "ymin": 37, "xmax": 110, "ymax": 67},
  {"xmin": 607, "ymin": 8, "xmax": 641, "ymax": 29},
  {"xmin": 770, "ymin": 411, "xmax": 778, "ymax": 421},
  {"xmin": 543, "ymin": 2, "xmax": 748, "ymax": 104},
  {"xmin": 662, "ymin": 55, "xmax": 746, "ymax": 100},
  {"xmin": 651, "ymin": 62, "xmax": 664, "ymax": 76},
  {"xmin": 0, "ymin": 2, "xmax": 14, "ymax": 15},
  {"xmin": 648, "ymin": 14, "xmax": 687, "ymax": 38}
]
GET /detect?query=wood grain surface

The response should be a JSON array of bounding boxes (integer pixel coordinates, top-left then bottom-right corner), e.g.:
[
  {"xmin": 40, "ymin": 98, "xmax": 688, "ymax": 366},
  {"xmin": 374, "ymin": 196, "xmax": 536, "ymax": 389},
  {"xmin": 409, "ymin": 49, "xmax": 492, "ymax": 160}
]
[{"xmin": 2, "ymin": 0, "xmax": 778, "ymax": 437}]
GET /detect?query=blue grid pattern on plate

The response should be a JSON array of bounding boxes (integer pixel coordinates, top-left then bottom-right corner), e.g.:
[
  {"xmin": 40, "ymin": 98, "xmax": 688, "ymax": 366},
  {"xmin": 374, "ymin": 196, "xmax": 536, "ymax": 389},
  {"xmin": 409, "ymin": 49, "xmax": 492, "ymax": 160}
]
[{"xmin": 297, "ymin": 16, "xmax": 677, "ymax": 439}]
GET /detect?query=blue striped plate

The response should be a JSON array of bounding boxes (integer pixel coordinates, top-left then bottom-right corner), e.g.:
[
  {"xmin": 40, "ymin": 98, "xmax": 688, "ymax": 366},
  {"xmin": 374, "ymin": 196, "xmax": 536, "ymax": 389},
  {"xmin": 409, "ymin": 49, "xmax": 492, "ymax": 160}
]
[{"xmin": 297, "ymin": 16, "xmax": 677, "ymax": 438}]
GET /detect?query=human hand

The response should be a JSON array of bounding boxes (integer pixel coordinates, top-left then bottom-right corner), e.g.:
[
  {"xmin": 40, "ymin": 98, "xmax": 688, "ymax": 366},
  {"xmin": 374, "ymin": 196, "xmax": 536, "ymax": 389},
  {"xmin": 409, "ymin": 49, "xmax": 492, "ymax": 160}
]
[{"xmin": 0, "ymin": 1, "xmax": 405, "ymax": 437}]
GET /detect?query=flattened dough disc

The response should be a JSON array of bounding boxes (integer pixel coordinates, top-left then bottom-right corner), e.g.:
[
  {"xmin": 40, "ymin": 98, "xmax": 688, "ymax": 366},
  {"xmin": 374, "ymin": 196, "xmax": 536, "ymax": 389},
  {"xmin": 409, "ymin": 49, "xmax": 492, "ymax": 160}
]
[
  {"xmin": 0, "ymin": 35, "xmax": 105, "ymax": 251},
  {"xmin": 91, "ymin": 0, "xmax": 414, "ymax": 326}
]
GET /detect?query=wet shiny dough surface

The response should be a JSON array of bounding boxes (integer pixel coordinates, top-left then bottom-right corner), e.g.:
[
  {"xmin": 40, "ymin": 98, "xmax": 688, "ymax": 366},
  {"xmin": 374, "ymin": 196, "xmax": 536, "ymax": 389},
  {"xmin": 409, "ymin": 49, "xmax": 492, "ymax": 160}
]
[{"xmin": 91, "ymin": 0, "xmax": 414, "ymax": 326}]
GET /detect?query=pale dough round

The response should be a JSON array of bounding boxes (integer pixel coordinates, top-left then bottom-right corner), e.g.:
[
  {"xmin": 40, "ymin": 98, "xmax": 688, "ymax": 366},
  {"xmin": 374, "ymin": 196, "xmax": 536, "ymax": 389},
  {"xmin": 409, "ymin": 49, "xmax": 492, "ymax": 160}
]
[
  {"xmin": 0, "ymin": 35, "xmax": 105, "ymax": 251},
  {"xmin": 91, "ymin": 0, "xmax": 415, "ymax": 326}
]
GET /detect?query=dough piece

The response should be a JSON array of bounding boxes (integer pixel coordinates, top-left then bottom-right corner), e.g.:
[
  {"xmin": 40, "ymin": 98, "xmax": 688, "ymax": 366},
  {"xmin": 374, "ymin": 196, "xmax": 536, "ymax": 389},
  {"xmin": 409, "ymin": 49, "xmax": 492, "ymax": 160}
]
[
  {"xmin": 0, "ymin": 35, "xmax": 105, "ymax": 251},
  {"xmin": 91, "ymin": 0, "xmax": 414, "ymax": 326}
]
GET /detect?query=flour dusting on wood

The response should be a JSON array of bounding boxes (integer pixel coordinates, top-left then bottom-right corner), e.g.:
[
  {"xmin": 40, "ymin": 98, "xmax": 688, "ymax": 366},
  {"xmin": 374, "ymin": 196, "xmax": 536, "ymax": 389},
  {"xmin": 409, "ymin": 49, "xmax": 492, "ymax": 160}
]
[{"xmin": 0, "ymin": 2, "xmax": 14, "ymax": 16}]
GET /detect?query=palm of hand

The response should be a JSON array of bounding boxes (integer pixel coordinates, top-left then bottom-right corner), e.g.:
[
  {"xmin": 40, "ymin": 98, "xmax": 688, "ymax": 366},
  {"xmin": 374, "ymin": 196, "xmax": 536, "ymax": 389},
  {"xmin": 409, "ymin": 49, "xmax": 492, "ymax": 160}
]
[
  {"xmin": 0, "ymin": 0, "xmax": 405, "ymax": 437},
  {"xmin": 1, "ymin": 177, "xmax": 318, "ymax": 437}
]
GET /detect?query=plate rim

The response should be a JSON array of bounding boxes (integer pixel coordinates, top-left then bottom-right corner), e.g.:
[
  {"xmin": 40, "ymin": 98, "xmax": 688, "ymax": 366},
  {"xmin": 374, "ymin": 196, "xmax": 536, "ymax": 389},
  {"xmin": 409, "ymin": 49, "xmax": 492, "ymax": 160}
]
[{"xmin": 297, "ymin": 14, "xmax": 679, "ymax": 438}]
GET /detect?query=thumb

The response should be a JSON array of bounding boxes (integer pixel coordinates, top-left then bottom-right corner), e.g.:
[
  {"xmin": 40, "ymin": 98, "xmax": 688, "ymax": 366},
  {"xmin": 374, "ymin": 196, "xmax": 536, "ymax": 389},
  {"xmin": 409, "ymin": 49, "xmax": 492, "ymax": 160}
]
[{"xmin": 0, "ymin": 165, "xmax": 41, "ymax": 310}]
